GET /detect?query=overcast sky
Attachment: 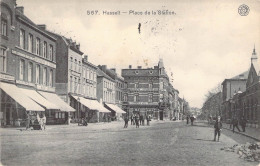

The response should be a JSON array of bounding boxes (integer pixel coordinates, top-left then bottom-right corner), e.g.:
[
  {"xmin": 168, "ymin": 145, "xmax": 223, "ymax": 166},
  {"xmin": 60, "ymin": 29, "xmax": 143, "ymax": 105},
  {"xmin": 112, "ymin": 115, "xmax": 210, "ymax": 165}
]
[{"xmin": 17, "ymin": 0, "xmax": 260, "ymax": 108}]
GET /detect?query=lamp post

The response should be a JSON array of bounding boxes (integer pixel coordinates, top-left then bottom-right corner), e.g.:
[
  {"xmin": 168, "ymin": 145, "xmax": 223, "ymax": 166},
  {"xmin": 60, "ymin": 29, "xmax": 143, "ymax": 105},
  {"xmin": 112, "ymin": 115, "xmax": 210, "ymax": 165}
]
[{"xmin": 77, "ymin": 96, "xmax": 80, "ymax": 126}]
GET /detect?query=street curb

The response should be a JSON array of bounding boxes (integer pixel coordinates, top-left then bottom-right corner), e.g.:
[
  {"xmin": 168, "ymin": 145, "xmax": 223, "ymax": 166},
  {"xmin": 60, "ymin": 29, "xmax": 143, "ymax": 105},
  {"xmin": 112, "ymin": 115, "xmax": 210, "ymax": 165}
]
[{"xmin": 222, "ymin": 127, "xmax": 260, "ymax": 142}]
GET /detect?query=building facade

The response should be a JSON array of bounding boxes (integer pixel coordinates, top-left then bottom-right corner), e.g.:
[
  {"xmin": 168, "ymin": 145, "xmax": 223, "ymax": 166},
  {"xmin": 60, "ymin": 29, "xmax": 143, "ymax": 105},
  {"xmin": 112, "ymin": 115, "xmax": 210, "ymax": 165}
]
[
  {"xmin": 1, "ymin": 0, "xmax": 74, "ymax": 126},
  {"xmin": 221, "ymin": 71, "xmax": 248, "ymax": 121}
]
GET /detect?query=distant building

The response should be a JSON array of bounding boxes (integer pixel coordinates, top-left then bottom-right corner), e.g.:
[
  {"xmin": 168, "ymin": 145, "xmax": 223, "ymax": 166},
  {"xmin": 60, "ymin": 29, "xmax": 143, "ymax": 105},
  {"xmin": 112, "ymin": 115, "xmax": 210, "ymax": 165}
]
[
  {"xmin": 221, "ymin": 71, "xmax": 249, "ymax": 120},
  {"xmin": 121, "ymin": 59, "xmax": 178, "ymax": 120},
  {"xmin": 232, "ymin": 47, "xmax": 260, "ymax": 128},
  {"xmin": 97, "ymin": 65, "xmax": 126, "ymax": 120}
]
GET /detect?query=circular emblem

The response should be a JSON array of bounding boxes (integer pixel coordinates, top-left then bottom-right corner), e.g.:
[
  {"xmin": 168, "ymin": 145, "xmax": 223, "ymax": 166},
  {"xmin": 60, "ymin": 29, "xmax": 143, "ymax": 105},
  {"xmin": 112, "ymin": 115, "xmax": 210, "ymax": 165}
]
[{"xmin": 238, "ymin": 4, "xmax": 250, "ymax": 16}]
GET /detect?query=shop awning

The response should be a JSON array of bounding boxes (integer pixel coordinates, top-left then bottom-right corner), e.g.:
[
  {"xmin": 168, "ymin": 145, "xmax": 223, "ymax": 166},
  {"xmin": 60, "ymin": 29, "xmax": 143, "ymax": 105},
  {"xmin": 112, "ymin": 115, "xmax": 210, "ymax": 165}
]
[
  {"xmin": 19, "ymin": 88, "xmax": 60, "ymax": 110},
  {"xmin": 0, "ymin": 82, "xmax": 44, "ymax": 111},
  {"xmin": 38, "ymin": 91, "xmax": 75, "ymax": 112},
  {"xmin": 71, "ymin": 95, "xmax": 110, "ymax": 113},
  {"xmin": 105, "ymin": 103, "xmax": 126, "ymax": 114}
]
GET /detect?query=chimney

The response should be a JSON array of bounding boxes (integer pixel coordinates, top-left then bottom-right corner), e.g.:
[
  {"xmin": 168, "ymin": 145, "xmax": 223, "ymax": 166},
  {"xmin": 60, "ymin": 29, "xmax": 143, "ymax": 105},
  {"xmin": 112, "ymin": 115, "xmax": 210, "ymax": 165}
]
[
  {"xmin": 110, "ymin": 68, "xmax": 116, "ymax": 72},
  {"xmin": 239, "ymin": 74, "xmax": 244, "ymax": 79},
  {"xmin": 129, "ymin": 65, "xmax": 132, "ymax": 69},
  {"xmin": 37, "ymin": 24, "xmax": 46, "ymax": 31},
  {"xmin": 84, "ymin": 55, "xmax": 88, "ymax": 62},
  {"xmin": 101, "ymin": 65, "xmax": 107, "ymax": 71},
  {"xmin": 138, "ymin": 66, "xmax": 142, "ymax": 69},
  {"xmin": 16, "ymin": 6, "xmax": 24, "ymax": 14},
  {"xmin": 76, "ymin": 44, "xmax": 80, "ymax": 50}
]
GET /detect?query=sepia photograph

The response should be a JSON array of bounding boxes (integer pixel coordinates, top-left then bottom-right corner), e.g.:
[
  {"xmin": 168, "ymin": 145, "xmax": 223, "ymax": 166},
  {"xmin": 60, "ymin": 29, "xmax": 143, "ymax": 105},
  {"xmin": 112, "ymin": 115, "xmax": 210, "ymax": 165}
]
[{"xmin": 0, "ymin": 0, "xmax": 260, "ymax": 165}]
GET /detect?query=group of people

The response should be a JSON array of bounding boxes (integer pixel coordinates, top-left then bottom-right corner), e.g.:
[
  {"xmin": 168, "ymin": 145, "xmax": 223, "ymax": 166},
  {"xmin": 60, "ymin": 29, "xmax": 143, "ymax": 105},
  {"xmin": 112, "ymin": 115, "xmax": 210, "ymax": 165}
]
[
  {"xmin": 230, "ymin": 116, "xmax": 247, "ymax": 133},
  {"xmin": 186, "ymin": 115, "xmax": 196, "ymax": 125},
  {"xmin": 212, "ymin": 115, "xmax": 248, "ymax": 142},
  {"xmin": 124, "ymin": 114, "xmax": 152, "ymax": 128},
  {"xmin": 25, "ymin": 112, "xmax": 46, "ymax": 130}
]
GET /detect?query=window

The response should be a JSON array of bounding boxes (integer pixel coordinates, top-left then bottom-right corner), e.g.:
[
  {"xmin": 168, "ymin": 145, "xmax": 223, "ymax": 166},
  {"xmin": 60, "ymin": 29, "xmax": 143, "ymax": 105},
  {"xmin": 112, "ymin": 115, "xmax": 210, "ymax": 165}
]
[
  {"xmin": 19, "ymin": 59, "xmax": 25, "ymax": 80},
  {"xmin": 36, "ymin": 38, "xmax": 40, "ymax": 55},
  {"xmin": 28, "ymin": 34, "xmax": 33, "ymax": 52},
  {"xmin": 0, "ymin": 47, "xmax": 7, "ymax": 72},
  {"xmin": 149, "ymin": 83, "xmax": 152, "ymax": 89},
  {"xmin": 49, "ymin": 69, "xmax": 53, "ymax": 86},
  {"xmin": 28, "ymin": 62, "xmax": 33, "ymax": 82},
  {"xmin": 78, "ymin": 61, "xmax": 81, "ymax": 73},
  {"xmin": 43, "ymin": 41, "xmax": 47, "ymax": 58},
  {"xmin": 70, "ymin": 57, "xmax": 73, "ymax": 69},
  {"xmin": 90, "ymin": 71, "xmax": 93, "ymax": 80},
  {"xmin": 49, "ymin": 45, "xmax": 53, "ymax": 61},
  {"xmin": 94, "ymin": 73, "xmax": 96, "ymax": 82},
  {"xmin": 134, "ymin": 94, "xmax": 139, "ymax": 102},
  {"xmin": 83, "ymin": 67, "xmax": 85, "ymax": 78},
  {"xmin": 149, "ymin": 94, "xmax": 153, "ymax": 102},
  {"xmin": 36, "ymin": 65, "xmax": 40, "ymax": 84},
  {"xmin": 1, "ymin": 19, "xmax": 7, "ymax": 36},
  {"xmin": 124, "ymin": 94, "xmax": 128, "ymax": 102},
  {"xmin": 43, "ymin": 67, "xmax": 47, "ymax": 85},
  {"xmin": 19, "ymin": 29, "xmax": 25, "ymax": 49},
  {"xmin": 70, "ymin": 76, "xmax": 73, "ymax": 92},
  {"xmin": 74, "ymin": 59, "xmax": 77, "ymax": 71}
]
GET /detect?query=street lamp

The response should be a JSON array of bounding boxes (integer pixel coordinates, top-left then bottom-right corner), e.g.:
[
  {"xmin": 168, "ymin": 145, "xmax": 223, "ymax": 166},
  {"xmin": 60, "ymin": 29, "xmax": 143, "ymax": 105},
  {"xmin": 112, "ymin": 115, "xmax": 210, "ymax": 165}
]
[{"xmin": 77, "ymin": 96, "xmax": 80, "ymax": 126}]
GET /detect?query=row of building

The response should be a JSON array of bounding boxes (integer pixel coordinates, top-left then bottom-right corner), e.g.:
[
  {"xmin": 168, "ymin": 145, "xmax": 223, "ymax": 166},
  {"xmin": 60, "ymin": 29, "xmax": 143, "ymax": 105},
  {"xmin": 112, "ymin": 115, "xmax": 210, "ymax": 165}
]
[
  {"xmin": 201, "ymin": 47, "xmax": 260, "ymax": 128},
  {"xmin": 0, "ymin": 0, "xmax": 187, "ymax": 126}
]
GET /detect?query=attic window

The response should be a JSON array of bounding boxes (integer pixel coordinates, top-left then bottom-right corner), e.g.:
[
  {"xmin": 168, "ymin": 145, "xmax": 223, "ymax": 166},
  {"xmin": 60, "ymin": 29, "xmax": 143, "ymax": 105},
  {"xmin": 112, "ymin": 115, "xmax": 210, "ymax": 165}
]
[
  {"xmin": 149, "ymin": 70, "xmax": 153, "ymax": 74},
  {"xmin": 135, "ymin": 70, "xmax": 139, "ymax": 74}
]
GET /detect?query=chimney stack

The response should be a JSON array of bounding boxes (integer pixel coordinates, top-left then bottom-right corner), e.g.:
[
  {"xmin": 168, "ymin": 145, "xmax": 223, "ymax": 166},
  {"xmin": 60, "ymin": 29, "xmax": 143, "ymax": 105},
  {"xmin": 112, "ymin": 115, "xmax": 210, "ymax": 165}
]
[
  {"xmin": 16, "ymin": 6, "xmax": 24, "ymax": 14},
  {"xmin": 129, "ymin": 65, "xmax": 132, "ymax": 69},
  {"xmin": 37, "ymin": 24, "xmax": 46, "ymax": 31},
  {"xmin": 138, "ymin": 66, "xmax": 142, "ymax": 69},
  {"xmin": 110, "ymin": 68, "xmax": 116, "ymax": 72},
  {"xmin": 101, "ymin": 65, "xmax": 107, "ymax": 71},
  {"xmin": 84, "ymin": 55, "xmax": 88, "ymax": 62},
  {"xmin": 76, "ymin": 44, "xmax": 80, "ymax": 50}
]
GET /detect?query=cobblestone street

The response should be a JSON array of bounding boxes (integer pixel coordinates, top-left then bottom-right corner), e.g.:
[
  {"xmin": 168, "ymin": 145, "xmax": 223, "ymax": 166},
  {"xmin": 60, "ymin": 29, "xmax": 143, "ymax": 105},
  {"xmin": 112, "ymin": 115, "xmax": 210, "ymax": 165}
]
[{"xmin": 1, "ymin": 121, "xmax": 259, "ymax": 166}]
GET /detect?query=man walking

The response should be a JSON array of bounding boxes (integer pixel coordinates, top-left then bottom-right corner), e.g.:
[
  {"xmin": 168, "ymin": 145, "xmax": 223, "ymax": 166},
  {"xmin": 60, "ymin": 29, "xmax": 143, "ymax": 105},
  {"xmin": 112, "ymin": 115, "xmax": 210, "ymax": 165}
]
[
  {"xmin": 190, "ymin": 115, "xmax": 195, "ymax": 126},
  {"xmin": 186, "ymin": 115, "xmax": 189, "ymax": 124},
  {"xmin": 124, "ymin": 115, "xmax": 129, "ymax": 128},
  {"xmin": 135, "ymin": 114, "xmax": 140, "ymax": 128},
  {"xmin": 232, "ymin": 117, "xmax": 241, "ymax": 133},
  {"xmin": 25, "ymin": 111, "xmax": 31, "ymax": 130},
  {"xmin": 240, "ymin": 116, "xmax": 247, "ymax": 132},
  {"xmin": 214, "ymin": 116, "xmax": 222, "ymax": 142}
]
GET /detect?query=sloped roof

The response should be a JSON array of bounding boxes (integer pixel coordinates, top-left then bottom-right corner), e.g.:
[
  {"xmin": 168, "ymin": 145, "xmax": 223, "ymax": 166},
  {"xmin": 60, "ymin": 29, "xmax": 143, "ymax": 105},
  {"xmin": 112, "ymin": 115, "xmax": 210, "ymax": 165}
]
[
  {"xmin": 230, "ymin": 71, "xmax": 249, "ymax": 79},
  {"xmin": 97, "ymin": 68, "xmax": 115, "ymax": 82}
]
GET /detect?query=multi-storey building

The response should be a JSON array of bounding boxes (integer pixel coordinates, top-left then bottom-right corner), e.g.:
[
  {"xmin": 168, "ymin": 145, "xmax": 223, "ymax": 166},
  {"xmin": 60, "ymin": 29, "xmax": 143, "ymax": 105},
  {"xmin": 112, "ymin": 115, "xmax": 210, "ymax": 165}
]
[
  {"xmin": 97, "ymin": 65, "xmax": 125, "ymax": 120},
  {"xmin": 221, "ymin": 71, "xmax": 248, "ymax": 121},
  {"xmin": 96, "ymin": 67, "xmax": 117, "ymax": 121},
  {"xmin": 122, "ymin": 63, "xmax": 160, "ymax": 119},
  {"xmin": 0, "ymin": 0, "xmax": 74, "ymax": 126},
  {"xmin": 122, "ymin": 59, "xmax": 175, "ymax": 120},
  {"xmin": 231, "ymin": 47, "xmax": 260, "ymax": 128}
]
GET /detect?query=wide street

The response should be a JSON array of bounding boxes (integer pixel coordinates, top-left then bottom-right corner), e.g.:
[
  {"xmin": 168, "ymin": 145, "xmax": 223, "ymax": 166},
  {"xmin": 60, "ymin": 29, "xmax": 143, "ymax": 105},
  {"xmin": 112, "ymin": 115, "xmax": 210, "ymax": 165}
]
[{"xmin": 0, "ymin": 121, "xmax": 259, "ymax": 166}]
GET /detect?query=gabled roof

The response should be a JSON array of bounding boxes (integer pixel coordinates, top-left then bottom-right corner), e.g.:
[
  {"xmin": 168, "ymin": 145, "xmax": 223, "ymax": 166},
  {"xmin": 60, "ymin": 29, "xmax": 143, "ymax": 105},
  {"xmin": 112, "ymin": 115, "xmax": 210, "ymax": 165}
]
[
  {"xmin": 230, "ymin": 71, "xmax": 249, "ymax": 79},
  {"xmin": 97, "ymin": 68, "xmax": 115, "ymax": 82}
]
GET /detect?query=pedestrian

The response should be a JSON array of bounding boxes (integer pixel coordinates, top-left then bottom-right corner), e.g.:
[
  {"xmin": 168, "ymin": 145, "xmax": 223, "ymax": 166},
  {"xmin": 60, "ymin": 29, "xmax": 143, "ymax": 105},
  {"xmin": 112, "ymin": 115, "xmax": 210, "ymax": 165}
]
[
  {"xmin": 214, "ymin": 116, "xmax": 222, "ymax": 142},
  {"xmin": 190, "ymin": 116, "xmax": 195, "ymax": 126},
  {"xmin": 186, "ymin": 115, "xmax": 189, "ymax": 124},
  {"xmin": 240, "ymin": 116, "xmax": 247, "ymax": 132},
  {"xmin": 142, "ymin": 115, "xmax": 145, "ymax": 126},
  {"xmin": 135, "ymin": 114, "xmax": 140, "ymax": 128},
  {"xmin": 124, "ymin": 115, "xmax": 129, "ymax": 128},
  {"xmin": 139, "ymin": 114, "xmax": 143, "ymax": 125},
  {"xmin": 130, "ymin": 115, "xmax": 133, "ymax": 125},
  {"xmin": 232, "ymin": 117, "xmax": 241, "ymax": 133},
  {"xmin": 25, "ymin": 111, "xmax": 31, "ymax": 130},
  {"xmin": 42, "ymin": 113, "xmax": 46, "ymax": 130}
]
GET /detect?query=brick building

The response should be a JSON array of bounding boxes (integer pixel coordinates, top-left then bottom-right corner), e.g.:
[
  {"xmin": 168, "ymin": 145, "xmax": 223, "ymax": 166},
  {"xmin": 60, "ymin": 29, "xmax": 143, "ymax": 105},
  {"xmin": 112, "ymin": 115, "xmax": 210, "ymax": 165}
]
[
  {"xmin": 0, "ymin": 0, "xmax": 74, "ymax": 126},
  {"xmin": 232, "ymin": 47, "xmax": 260, "ymax": 128},
  {"xmin": 121, "ymin": 59, "xmax": 177, "ymax": 120},
  {"xmin": 221, "ymin": 71, "xmax": 248, "ymax": 121}
]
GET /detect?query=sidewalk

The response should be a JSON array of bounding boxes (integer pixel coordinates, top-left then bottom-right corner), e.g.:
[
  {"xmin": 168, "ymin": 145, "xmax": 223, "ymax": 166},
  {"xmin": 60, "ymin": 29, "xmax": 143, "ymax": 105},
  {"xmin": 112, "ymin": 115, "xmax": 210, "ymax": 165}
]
[{"xmin": 222, "ymin": 123, "xmax": 260, "ymax": 142}]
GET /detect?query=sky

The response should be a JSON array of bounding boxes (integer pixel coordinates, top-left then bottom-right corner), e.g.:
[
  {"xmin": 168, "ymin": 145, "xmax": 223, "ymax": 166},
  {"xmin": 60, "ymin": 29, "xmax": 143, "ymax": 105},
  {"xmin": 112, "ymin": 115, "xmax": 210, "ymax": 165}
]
[{"xmin": 16, "ymin": 0, "xmax": 260, "ymax": 108}]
